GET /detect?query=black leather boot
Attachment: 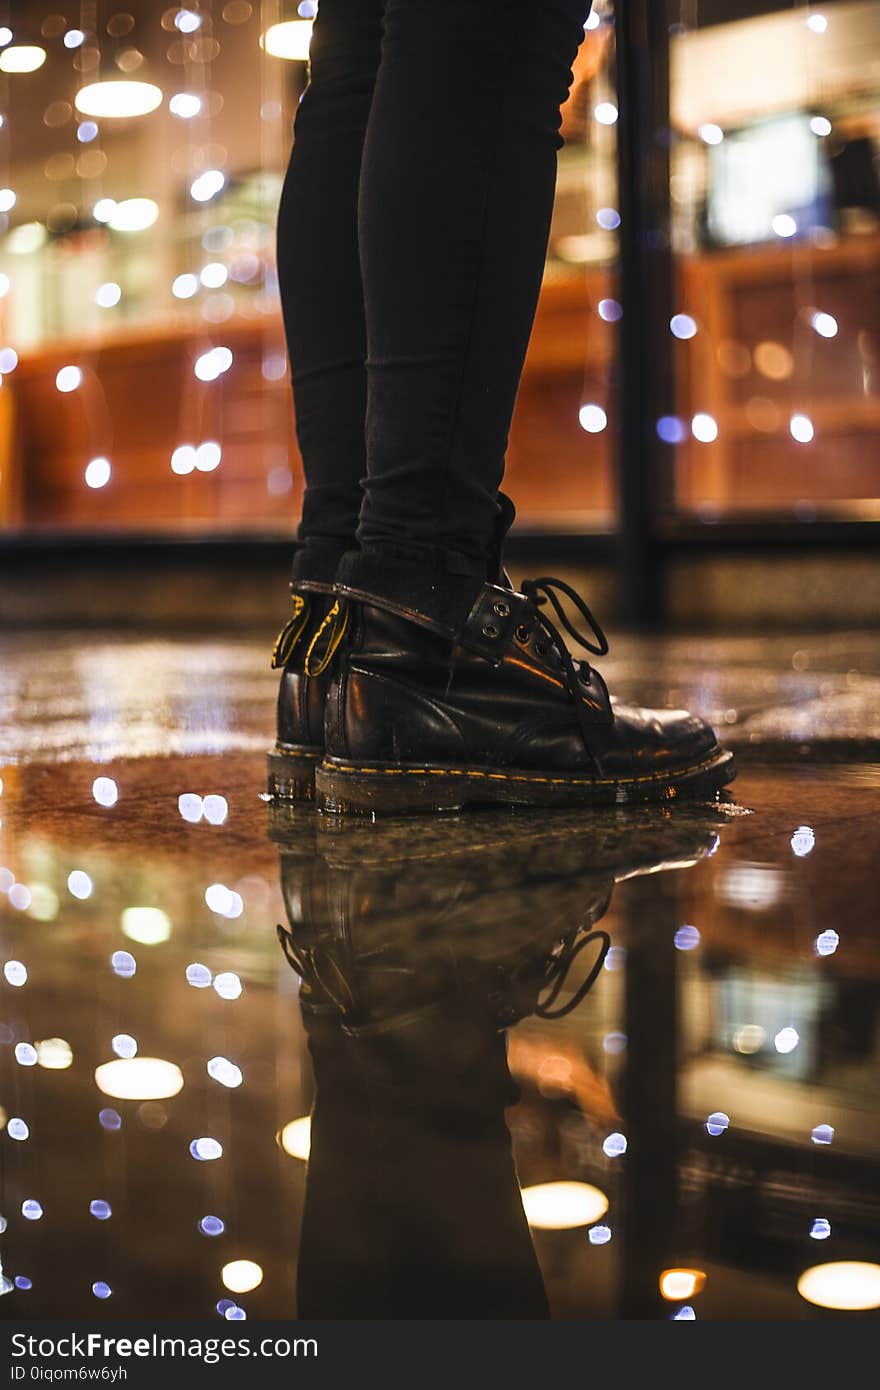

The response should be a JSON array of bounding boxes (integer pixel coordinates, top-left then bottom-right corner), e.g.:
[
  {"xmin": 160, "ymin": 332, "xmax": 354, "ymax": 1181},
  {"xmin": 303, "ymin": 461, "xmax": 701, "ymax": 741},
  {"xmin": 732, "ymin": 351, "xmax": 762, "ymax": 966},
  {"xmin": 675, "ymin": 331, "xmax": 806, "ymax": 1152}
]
[
  {"xmin": 267, "ymin": 540, "xmax": 350, "ymax": 800},
  {"xmin": 315, "ymin": 549, "xmax": 736, "ymax": 814},
  {"xmin": 268, "ymin": 496, "xmax": 519, "ymax": 801}
]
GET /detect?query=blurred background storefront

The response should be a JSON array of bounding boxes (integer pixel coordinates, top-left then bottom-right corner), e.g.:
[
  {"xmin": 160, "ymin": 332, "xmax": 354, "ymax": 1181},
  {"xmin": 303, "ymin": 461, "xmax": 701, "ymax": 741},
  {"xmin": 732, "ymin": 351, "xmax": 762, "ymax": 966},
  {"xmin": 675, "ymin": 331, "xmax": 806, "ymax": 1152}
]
[{"xmin": 0, "ymin": 0, "xmax": 878, "ymax": 627}]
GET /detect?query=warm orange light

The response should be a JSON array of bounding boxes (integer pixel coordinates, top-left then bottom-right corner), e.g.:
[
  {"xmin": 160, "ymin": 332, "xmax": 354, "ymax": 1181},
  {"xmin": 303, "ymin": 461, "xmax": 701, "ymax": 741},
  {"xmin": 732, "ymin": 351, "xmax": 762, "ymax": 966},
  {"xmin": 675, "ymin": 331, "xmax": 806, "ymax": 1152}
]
[
  {"xmin": 659, "ymin": 1268, "xmax": 707, "ymax": 1301},
  {"xmin": 798, "ymin": 1262, "xmax": 880, "ymax": 1311}
]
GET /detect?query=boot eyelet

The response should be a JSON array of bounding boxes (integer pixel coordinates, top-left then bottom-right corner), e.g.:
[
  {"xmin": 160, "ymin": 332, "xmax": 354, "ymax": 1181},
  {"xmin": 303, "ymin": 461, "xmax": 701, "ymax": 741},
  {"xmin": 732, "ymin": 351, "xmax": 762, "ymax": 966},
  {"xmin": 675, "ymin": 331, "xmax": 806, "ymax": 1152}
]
[
  {"xmin": 492, "ymin": 600, "xmax": 510, "ymax": 619},
  {"xmin": 515, "ymin": 624, "xmax": 530, "ymax": 643},
  {"xmin": 482, "ymin": 622, "xmax": 500, "ymax": 639},
  {"xmin": 534, "ymin": 641, "xmax": 547, "ymax": 657}
]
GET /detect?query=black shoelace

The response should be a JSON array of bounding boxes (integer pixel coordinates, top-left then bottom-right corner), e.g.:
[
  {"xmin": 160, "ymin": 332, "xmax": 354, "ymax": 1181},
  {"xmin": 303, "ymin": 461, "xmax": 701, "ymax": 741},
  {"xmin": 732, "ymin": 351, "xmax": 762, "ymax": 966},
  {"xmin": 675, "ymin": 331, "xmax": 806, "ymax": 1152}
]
[
  {"xmin": 519, "ymin": 576, "xmax": 611, "ymax": 754},
  {"xmin": 535, "ymin": 927, "xmax": 611, "ymax": 1020}
]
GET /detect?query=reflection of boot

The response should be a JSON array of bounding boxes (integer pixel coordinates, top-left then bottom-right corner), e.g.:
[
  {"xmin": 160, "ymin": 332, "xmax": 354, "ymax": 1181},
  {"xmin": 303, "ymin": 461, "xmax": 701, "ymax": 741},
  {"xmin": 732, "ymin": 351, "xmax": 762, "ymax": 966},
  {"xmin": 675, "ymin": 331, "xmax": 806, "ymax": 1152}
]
[
  {"xmin": 272, "ymin": 806, "xmax": 727, "ymax": 1318},
  {"xmin": 314, "ymin": 550, "xmax": 736, "ymax": 813}
]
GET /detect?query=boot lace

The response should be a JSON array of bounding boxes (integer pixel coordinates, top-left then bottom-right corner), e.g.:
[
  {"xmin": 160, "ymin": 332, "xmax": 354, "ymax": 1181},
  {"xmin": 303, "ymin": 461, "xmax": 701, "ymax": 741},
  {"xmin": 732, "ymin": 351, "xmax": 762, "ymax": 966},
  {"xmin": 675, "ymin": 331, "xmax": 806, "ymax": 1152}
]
[{"xmin": 519, "ymin": 576, "xmax": 611, "ymax": 750}]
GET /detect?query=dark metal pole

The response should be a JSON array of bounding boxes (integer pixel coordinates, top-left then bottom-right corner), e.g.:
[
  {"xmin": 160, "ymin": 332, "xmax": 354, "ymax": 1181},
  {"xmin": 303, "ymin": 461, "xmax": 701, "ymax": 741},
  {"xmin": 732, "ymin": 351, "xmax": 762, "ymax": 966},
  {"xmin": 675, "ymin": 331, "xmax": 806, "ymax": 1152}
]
[{"xmin": 613, "ymin": 1, "xmax": 675, "ymax": 627}]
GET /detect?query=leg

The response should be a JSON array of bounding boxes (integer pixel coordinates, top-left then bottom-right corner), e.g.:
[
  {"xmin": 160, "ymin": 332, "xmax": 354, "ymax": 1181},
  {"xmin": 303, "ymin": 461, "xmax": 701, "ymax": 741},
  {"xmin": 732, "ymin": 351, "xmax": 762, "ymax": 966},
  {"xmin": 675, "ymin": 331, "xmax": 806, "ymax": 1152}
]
[
  {"xmin": 356, "ymin": 0, "xmax": 592, "ymax": 569},
  {"xmin": 276, "ymin": 0, "xmax": 384, "ymax": 564}
]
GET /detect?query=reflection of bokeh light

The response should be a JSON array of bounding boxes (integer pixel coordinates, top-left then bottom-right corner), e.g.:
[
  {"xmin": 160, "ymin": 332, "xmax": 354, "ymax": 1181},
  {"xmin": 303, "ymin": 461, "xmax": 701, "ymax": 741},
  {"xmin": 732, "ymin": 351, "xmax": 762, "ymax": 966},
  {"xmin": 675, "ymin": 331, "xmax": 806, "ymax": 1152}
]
[
  {"xmin": 111, "ymin": 950, "xmax": 137, "ymax": 978},
  {"xmin": 99, "ymin": 1109, "xmax": 122, "ymax": 1131},
  {"xmin": 214, "ymin": 972, "xmax": 242, "ymax": 1000},
  {"xmin": 14, "ymin": 1044, "xmax": 37, "ymax": 1067},
  {"xmin": 56, "ymin": 365, "xmax": 83, "ymax": 393},
  {"xmin": 810, "ymin": 311, "xmax": 837, "ymax": 338},
  {"xmin": 186, "ymin": 962, "xmax": 213, "ymax": 988},
  {"xmin": 14, "ymin": 1276, "xmax": 31, "ymax": 1290},
  {"xmin": 207, "ymin": 1057, "xmax": 243, "ymax": 1089},
  {"xmin": 810, "ymin": 1218, "xmax": 831, "ymax": 1241},
  {"xmin": 178, "ymin": 793, "xmax": 204, "ymax": 822},
  {"xmin": 190, "ymin": 1137, "xmax": 223, "ymax": 1161},
  {"xmin": 121, "ymin": 907, "xmax": 171, "ymax": 945},
  {"xmin": 92, "ymin": 1282, "xmax": 112, "ymax": 1299},
  {"xmin": 108, "ymin": 198, "xmax": 160, "ymax": 233},
  {"xmin": 790, "ymin": 414, "xmax": 814, "ymax": 444},
  {"xmin": 202, "ymin": 794, "xmax": 229, "ymax": 824},
  {"xmin": 810, "ymin": 115, "xmax": 832, "ymax": 137},
  {"xmin": 598, "ymin": 298, "xmax": 622, "ymax": 322},
  {"xmin": 92, "ymin": 776, "xmax": 119, "ymax": 806},
  {"xmin": 660, "ymin": 1269, "xmax": 707, "ymax": 1301},
  {"xmin": 602, "ymin": 1132, "xmax": 627, "ymax": 1158},
  {"xmin": 170, "ymin": 92, "xmax": 201, "ymax": 118},
  {"xmin": 90, "ymin": 1200, "xmax": 112, "ymax": 1221},
  {"xmin": 578, "ymin": 403, "xmax": 607, "ymax": 434},
  {"xmin": 67, "ymin": 870, "xmax": 93, "ymax": 899},
  {"xmin": 754, "ymin": 341, "xmax": 793, "ymax": 381},
  {"xmin": 172, "ymin": 273, "xmax": 199, "ymax": 299},
  {"xmin": 200, "ymin": 262, "xmax": 228, "ymax": 289},
  {"xmin": 222, "ymin": 1261, "xmax": 263, "ymax": 1294},
  {"xmin": 720, "ymin": 864, "xmax": 784, "ymax": 910},
  {"xmin": 4, "ymin": 960, "xmax": 27, "ymax": 987},
  {"xmin": 75, "ymin": 82, "xmax": 162, "ymax": 119},
  {"xmin": 279, "ymin": 1116, "xmax": 312, "ymax": 1160},
  {"xmin": 674, "ymin": 925, "xmax": 700, "ymax": 951},
  {"xmin": 199, "ymin": 1216, "xmax": 225, "ymax": 1237},
  {"xmin": 111, "ymin": 1034, "xmax": 138, "ymax": 1059},
  {"xmin": 698, "ymin": 122, "xmax": 724, "ymax": 145},
  {"xmin": 733, "ymin": 1024, "xmax": 766, "ymax": 1054},
  {"xmin": 815, "ymin": 930, "xmax": 839, "ymax": 957},
  {"xmin": 194, "ymin": 345, "xmax": 233, "ymax": 381},
  {"xmin": 656, "ymin": 416, "xmax": 688, "ymax": 444},
  {"xmin": 225, "ymin": 1306, "xmax": 246, "ymax": 1321},
  {"xmin": 603, "ymin": 1032, "xmax": 627, "ymax": 1055},
  {"xmin": 191, "ymin": 170, "xmax": 226, "ymax": 203},
  {"xmin": 521, "ymin": 1181, "xmax": 609, "ymax": 1230},
  {"xmin": 791, "ymin": 826, "xmax": 815, "ymax": 856},
  {"xmin": 594, "ymin": 102, "xmax": 618, "ymax": 125},
  {"xmin": 774, "ymin": 1027, "xmax": 799, "ymax": 1054},
  {"xmin": 596, "ymin": 207, "xmax": 620, "ymax": 231},
  {"xmin": 798, "ymin": 1262, "xmax": 880, "ymax": 1311},
  {"xmin": 806, "ymin": 13, "xmax": 828, "ymax": 34},
  {"xmin": 85, "ymin": 457, "xmax": 112, "ymax": 489},
  {"xmin": 670, "ymin": 314, "xmax": 697, "ymax": 340},
  {"xmin": 22, "ymin": 1201, "xmax": 43, "ymax": 1221},
  {"xmin": 8, "ymin": 884, "xmax": 32, "ymax": 911},
  {"xmin": 95, "ymin": 1058, "xmax": 184, "ymax": 1100},
  {"xmin": 604, "ymin": 946, "xmax": 626, "ymax": 972},
  {"xmin": 36, "ymin": 1038, "xmax": 73, "ymax": 1069},
  {"xmin": 671, "ymin": 1305, "xmax": 696, "ymax": 1320},
  {"xmin": 772, "ymin": 213, "xmax": 797, "ymax": 238},
  {"xmin": 8, "ymin": 1119, "xmax": 29, "ymax": 1141},
  {"xmin": 811, "ymin": 1124, "xmax": 834, "ymax": 1146},
  {"xmin": 261, "ymin": 20, "xmax": 314, "ymax": 60},
  {"xmin": 691, "ymin": 413, "xmax": 718, "ymax": 443},
  {"xmin": 589, "ymin": 1224, "xmax": 612, "ymax": 1245},
  {"xmin": 706, "ymin": 1112, "xmax": 730, "ymax": 1137}
]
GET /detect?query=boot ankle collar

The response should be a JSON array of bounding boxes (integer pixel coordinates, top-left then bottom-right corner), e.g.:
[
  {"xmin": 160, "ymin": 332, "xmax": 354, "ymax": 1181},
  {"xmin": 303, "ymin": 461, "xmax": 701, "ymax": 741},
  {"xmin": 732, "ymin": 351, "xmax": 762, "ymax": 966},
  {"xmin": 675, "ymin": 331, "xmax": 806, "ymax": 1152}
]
[{"xmin": 333, "ymin": 548, "xmax": 533, "ymax": 663}]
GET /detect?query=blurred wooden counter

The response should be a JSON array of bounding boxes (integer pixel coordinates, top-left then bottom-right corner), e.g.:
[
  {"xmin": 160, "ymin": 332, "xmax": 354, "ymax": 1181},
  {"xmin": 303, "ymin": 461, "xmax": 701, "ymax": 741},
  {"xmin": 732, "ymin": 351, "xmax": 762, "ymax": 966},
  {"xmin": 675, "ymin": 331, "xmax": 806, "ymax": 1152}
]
[{"xmin": 1, "ymin": 233, "xmax": 878, "ymax": 533}]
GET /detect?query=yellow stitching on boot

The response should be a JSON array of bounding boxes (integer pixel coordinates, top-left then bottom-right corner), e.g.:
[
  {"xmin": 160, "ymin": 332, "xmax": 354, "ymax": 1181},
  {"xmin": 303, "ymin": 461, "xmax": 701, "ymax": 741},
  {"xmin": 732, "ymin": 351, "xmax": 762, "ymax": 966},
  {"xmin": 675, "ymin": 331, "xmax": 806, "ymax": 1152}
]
[
  {"xmin": 271, "ymin": 594, "xmax": 309, "ymax": 669},
  {"xmin": 321, "ymin": 750, "xmax": 728, "ymax": 787},
  {"xmin": 304, "ymin": 600, "xmax": 349, "ymax": 677}
]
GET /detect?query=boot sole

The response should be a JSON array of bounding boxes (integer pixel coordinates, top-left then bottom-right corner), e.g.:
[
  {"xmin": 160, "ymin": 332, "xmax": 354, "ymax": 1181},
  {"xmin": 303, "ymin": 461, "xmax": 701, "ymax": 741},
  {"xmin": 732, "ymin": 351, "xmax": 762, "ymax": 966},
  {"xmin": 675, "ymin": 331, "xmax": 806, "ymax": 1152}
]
[
  {"xmin": 266, "ymin": 744, "xmax": 322, "ymax": 802},
  {"xmin": 315, "ymin": 748, "xmax": 737, "ymax": 815}
]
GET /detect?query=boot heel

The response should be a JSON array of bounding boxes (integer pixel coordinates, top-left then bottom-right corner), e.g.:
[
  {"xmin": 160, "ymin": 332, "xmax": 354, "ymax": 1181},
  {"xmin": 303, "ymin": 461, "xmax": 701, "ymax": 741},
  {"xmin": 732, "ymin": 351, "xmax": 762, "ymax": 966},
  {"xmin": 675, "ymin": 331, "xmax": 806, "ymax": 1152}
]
[{"xmin": 267, "ymin": 745, "xmax": 322, "ymax": 802}]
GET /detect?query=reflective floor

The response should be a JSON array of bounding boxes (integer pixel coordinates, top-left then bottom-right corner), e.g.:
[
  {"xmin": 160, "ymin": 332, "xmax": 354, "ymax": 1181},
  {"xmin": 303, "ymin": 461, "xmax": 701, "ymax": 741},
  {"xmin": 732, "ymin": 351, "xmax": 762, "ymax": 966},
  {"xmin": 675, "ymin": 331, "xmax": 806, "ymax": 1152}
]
[{"xmin": 1, "ymin": 630, "xmax": 879, "ymax": 1320}]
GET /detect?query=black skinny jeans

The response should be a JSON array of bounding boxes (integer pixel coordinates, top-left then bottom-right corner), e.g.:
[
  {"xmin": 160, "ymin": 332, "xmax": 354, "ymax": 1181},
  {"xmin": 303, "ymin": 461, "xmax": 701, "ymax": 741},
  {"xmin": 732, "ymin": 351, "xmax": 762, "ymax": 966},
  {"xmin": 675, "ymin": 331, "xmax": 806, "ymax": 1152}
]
[{"xmin": 277, "ymin": 0, "xmax": 590, "ymax": 572}]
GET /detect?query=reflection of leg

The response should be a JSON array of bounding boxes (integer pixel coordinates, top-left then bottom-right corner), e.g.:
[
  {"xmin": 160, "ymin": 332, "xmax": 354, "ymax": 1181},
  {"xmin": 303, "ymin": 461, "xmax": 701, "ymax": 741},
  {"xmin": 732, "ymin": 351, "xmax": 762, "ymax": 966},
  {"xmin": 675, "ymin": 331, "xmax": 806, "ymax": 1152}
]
[
  {"xmin": 356, "ymin": 0, "xmax": 590, "ymax": 568},
  {"xmin": 297, "ymin": 1010, "xmax": 549, "ymax": 1319},
  {"xmin": 276, "ymin": 0, "xmax": 384, "ymax": 558}
]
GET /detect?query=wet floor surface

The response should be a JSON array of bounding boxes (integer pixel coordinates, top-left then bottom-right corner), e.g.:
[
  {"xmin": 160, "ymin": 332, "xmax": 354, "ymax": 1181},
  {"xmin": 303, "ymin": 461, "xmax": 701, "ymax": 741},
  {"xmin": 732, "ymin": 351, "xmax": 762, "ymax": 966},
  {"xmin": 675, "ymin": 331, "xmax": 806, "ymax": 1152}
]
[{"xmin": 1, "ymin": 630, "xmax": 879, "ymax": 1320}]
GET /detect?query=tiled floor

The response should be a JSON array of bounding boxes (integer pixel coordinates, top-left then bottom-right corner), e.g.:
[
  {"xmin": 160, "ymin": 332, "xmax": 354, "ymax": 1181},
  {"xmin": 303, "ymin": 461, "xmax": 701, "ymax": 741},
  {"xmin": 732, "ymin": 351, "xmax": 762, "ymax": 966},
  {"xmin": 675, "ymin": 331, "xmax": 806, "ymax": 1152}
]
[{"xmin": 1, "ymin": 629, "xmax": 878, "ymax": 1319}]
